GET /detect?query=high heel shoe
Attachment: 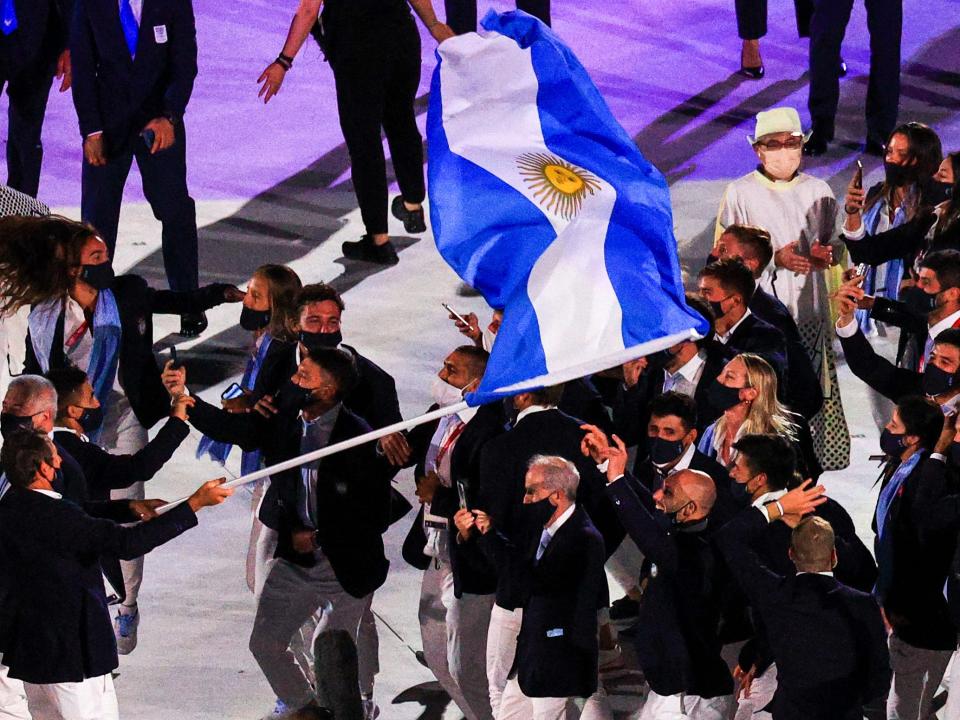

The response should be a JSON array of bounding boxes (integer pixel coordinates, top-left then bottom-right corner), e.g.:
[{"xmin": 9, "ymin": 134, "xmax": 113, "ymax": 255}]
[{"xmin": 738, "ymin": 64, "xmax": 765, "ymax": 79}]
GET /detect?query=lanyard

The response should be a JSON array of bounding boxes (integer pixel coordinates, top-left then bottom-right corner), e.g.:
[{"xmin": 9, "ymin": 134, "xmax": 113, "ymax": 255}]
[{"xmin": 434, "ymin": 420, "xmax": 467, "ymax": 471}]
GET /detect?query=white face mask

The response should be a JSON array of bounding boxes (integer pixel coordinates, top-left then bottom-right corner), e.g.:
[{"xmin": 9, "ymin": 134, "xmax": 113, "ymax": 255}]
[
  {"xmin": 481, "ymin": 327, "xmax": 497, "ymax": 352},
  {"xmin": 759, "ymin": 147, "xmax": 802, "ymax": 181},
  {"xmin": 430, "ymin": 377, "xmax": 465, "ymax": 408}
]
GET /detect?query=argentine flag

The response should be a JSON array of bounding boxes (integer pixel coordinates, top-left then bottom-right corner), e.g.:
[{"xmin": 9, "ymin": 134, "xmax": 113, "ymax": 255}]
[{"xmin": 428, "ymin": 10, "xmax": 708, "ymax": 405}]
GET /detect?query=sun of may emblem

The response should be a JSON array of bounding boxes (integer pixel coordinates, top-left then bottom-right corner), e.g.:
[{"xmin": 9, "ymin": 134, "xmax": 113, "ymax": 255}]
[{"xmin": 516, "ymin": 152, "xmax": 601, "ymax": 220}]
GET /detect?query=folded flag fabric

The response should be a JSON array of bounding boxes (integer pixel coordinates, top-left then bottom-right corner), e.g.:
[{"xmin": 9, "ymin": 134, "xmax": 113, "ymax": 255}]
[{"xmin": 427, "ymin": 10, "xmax": 707, "ymax": 406}]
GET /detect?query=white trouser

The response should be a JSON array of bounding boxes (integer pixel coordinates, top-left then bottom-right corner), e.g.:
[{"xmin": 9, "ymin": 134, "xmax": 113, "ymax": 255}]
[
  {"xmin": 604, "ymin": 535, "xmax": 644, "ymax": 597},
  {"xmin": 101, "ymin": 391, "xmax": 149, "ymax": 610},
  {"xmin": 944, "ymin": 646, "xmax": 960, "ymax": 719},
  {"xmin": 420, "ymin": 557, "xmax": 495, "ymax": 720},
  {"xmin": 640, "ymin": 690, "xmax": 734, "ymax": 720},
  {"xmin": 733, "ymin": 663, "xmax": 776, "ymax": 720},
  {"xmin": 498, "ymin": 677, "xmax": 581, "ymax": 720},
  {"xmin": 886, "ymin": 634, "xmax": 952, "ymax": 720},
  {"xmin": 486, "ymin": 605, "xmax": 613, "ymax": 720},
  {"xmin": 0, "ymin": 661, "xmax": 29, "ymax": 720},
  {"xmin": 487, "ymin": 605, "xmax": 523, "ymax": 716},
  {"xmin": 24, "ymin": 675, "xmax": 118, "ymax": 720}
]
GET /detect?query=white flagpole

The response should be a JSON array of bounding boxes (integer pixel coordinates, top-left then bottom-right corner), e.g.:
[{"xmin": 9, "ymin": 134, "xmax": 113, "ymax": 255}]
[{"xmin": 155, "ymin": 401, "xmax": 470, "ymax": 515}]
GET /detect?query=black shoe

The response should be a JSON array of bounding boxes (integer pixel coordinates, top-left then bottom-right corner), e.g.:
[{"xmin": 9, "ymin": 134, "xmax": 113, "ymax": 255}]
[
  {"xmin": 179, "ymin": 312, "xmax": 207, "ymax": 338},
  {"xmin": 342, "ymin": 235, "xmax": 399, "ymax": 266},
  {"xmin": 609, "ymin": 595, "xmax": 641, "ymax": 621},
  {"xmin": 391, "ymin": 196, "xmax": 427, "ymax": 234},
  {"xmin": 738, "ymin": 64, "xmax": 764, "ymax": 80},
  {"xmin": 803, "ymin": 131, "xmax": 830, "ymax": 157},
  {"xmin": 863, "ymin": 138, "xmax": 886, "ymax": 157},
  {"xmin": 839, "ymin": 56, "xmax": 848, "ymax": 77}
]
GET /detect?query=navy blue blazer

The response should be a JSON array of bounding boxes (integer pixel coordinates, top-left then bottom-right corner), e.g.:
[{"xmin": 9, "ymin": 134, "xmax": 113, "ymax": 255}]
[
  {"xmin": 0, "ymin": 487, "xmax": 196, "ymax": 683},
  {"xmin": 0, "ymin": 0, "xmax": 72, "ymax": 73},
  {"xmin": 70, "ymin": 0, "xmax": 197, "ymax": 148},
  {"xmin": 188, "ymin": 396, "xmax": 395, "ymax": 599},
  {"xmin": 479, "ymin": 505, "xmax": 605, "ymax": 699},
  {"xmin": 606, "ymin": 473, "xmax": 733, "ymax": 699},
  {"xmin": 401, "ymin": 402, "xmax": 505, "ymax": 597},
  {"xmin": 717, "ymin": 509, "xmax": 890, "ymax": 719}
]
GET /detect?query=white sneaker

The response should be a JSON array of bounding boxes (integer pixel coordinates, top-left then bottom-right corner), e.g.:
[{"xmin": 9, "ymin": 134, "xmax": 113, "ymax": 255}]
[
  {"xmin": 114, "ymin": 607, "xmax": 139, "ymax": 655},
  {"xmin": 362, "ymin": 698, "xmax": 380, "ymax": 720}
]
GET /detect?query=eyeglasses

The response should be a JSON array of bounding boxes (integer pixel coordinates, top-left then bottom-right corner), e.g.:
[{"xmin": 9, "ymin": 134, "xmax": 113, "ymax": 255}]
[{"xmin": 758, "ymin": 137, "xmax": 803, "ymax": 151}]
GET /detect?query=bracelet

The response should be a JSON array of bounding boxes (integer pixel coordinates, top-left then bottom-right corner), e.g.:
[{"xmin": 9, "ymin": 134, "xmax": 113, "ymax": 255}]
[
  {"xmin": 775, "ymin": 500, "xmax": 785, "ymax": 518},
  {"xmin": 275, "ymin": 53, "xmax": 293, "ymax": 71}
]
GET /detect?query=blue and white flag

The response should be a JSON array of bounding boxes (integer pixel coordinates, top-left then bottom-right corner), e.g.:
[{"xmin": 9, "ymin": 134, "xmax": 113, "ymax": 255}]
[{"xmin": 427, "ymin": 10, "xmax": 708, "ymax": 406}]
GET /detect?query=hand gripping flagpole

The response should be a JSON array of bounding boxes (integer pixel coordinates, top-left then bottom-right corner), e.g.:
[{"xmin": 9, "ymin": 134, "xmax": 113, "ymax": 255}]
[{"xmin": 155, "ymin": 401, "xmax": 470, "ymax": 515}]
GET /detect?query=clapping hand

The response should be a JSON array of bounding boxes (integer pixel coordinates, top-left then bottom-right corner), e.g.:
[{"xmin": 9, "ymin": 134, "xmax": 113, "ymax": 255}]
[{"xmin": 775, "ymin": 241, "xmax": 812, "ymax": 274}]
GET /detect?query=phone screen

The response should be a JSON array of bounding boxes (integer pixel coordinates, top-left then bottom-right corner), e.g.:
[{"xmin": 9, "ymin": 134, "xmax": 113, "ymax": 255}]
[{"xmin": 221, "ymin": 382, "xmax": 245, "ymax": 400}]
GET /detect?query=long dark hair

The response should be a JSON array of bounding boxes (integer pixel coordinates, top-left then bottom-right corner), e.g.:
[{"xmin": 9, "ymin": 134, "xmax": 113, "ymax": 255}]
[
  {"xmin": 0, "ymin": 215, "xmax": 96, "ymax": 315},
  {"xmin": 937, "ymin": 151, "xmax": 960, "ymax": 234},
  {"xmin": 865, "ymin": 122, "xmax": 943, "ymax": 216}
]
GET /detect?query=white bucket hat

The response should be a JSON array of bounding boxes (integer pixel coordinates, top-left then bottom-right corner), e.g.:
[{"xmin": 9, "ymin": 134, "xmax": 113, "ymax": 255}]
[{"xmin": 747, "ymin": 107, "xmax": 813, "ymax": 145}]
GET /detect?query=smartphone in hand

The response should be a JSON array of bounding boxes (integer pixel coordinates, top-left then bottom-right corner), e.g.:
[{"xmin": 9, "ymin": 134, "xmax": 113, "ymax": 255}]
[
  {"xmin": 141, "ymin": 129, "xmax": 155, "ymax": 149},
  {"xmin": 853, "ymin": 159, "xmax": 863, "ymax": 190},
  {"xmin": 169, "ymin": 345, "xmax": 183, "ymax": 369}
]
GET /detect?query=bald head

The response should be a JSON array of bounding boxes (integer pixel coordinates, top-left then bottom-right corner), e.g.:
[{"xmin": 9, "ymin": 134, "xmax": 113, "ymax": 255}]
[
  {"xmin": 655, "ymin": 468, "xmax": 716, "ymax": 522},
  {"xmin": 674, "ymin": 469, "xmax": 716, "ymax": 520}
]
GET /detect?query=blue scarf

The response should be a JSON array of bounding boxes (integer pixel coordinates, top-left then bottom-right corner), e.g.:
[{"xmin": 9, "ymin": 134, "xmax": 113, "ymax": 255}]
[
  {"xmin": 29, "ymin": 292, "xmax": 121, "ymax": 438},
  {"xmin": 196, "ymin": 334, "xmax": 272, "ymax": 474},
  {"xmin": 857, "ymin": 198, "xmax": 906, "ymax": 333},
  {"xmin": 874, "ymin": 451, "xmax": 924, "ymax": 599}
]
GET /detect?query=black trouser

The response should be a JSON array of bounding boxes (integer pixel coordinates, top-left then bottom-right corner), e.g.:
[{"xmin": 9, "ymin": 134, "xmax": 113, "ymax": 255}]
[
  {"xmin": 444, "ymin": 0, "xmax": 550, "ymax": 35},
  {"xmin": 734, "ymin": 0, "xmax": 813, "ymax": 40},
  {"xmin": 81, "ymin": 122, "xmax": 199, "ymax": 292},
  {"xmin": 0, "ymin": 55, "xmax": 57, "ymax": 198},
  {"xmin": 808, "ymin": 0, "xmax": 901, "ymax": 142},
  {"xmin": 331, "ymin": 18, "xmax": 424, "ymax": 237}
]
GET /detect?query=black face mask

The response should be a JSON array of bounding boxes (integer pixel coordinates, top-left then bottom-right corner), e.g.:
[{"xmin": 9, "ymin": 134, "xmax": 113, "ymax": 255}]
[
  {"xmin": 0, "ymin": 412, "xmax": 36, "ymax": 440},
  {"xmin": 709, "ymin": 300, "xmax": 726, "ymax": 318},
  {"xmin": 521, "ymin": 496, "xmax": 555, "ymax": 530},
  {"xmin": 926, "ymin": 181, "xmax": 954, "ymax": 207},
  {"xmin": 239, "ymin": 306, "xmax": 271, "ymax": 332},
  {"xmin": 880, "ymin": 428, "xmax": 907, "ymax": 456},
  {"xmin": 646, "ymin": 348, "xmax": 675, "ymax": 370},
  {"xmin": 275, "ymin": 380, "xmax": 318, "ymax": 416},
  {"xmin": 80, "ymin": 262, "xmax": 115, "ymax": 290},
  {"xmin": 707, "ymin": 380, "xmax": 743, "ymax": 413},
  {"xmin": 77, "ymin": 405, "xmax": 104, "ymax": 435},
  {"xmin": 730, "ymin": 480, "xmax": 752, "ymax": 506},
  {"xmin": 922, "ymin": 363, "xmax": 958, "ymax": 397},
  {"xmin": 884, "ymin": 161, "xmax": 912, "ymax": 188},
  {"xmin": 299, "ymin": 329, "xmax": 342, "ymax": 354},
  {"xmin": 650, "ymin": 436, "xmax": 685, "ymax": 466},
  {"xmin": 950, "ymin": 441, "xmax": 960, "ymax": 467},
  {"xmin": 666, "ymin": 500, "xmax": 694, "ymax": 526}
]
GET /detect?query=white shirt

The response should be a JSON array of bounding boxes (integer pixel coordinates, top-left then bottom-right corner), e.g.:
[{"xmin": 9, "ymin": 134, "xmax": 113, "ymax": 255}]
[
  {"xmin": 121, "ymin": 0, "xmax": 143, "ymax": 24},
  {"xmin": 515, "ymin": 404, "xmax": 554, "ymax": 425},
  {"xmin": 667, "ymin": 442, "xmax": 696, "ymax": 473},
  {"xmin": 716, "ymin": 309, "xmax": 752, "ymax": 345},
  {"xmin": 927, "ymin": 309, "xmax": 960, "ymax": 346},
  {"xmin": 663, "ymin": 350, "xmax": 706, "ymax": 397},
  {"xmin": 797, "ymin": 571, "xmax": 834, "ymax": 577},
  {"xmin": 755, "ymin": 488, "xmax": 788, "ymax": 522},
  {"xmin": 541, "ymin": 503, "xmax": 576, "ymax": 547},
  {"xmin": 32, "ymin": 488, "xmax": 63, "ymax": 500},
  {"xmin": 63, "ymin": 296, "xmax": 123, "ymax": 393}
]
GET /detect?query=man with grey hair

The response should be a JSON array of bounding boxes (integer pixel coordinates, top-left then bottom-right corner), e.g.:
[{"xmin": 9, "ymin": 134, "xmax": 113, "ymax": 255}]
[
  {"xmin": 468, "ymin": 454, "xmax": 607, "ymax": 719},
  {"xmin": 0, "ymin": 374, "xmax": 158, "ymax": 717}
]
